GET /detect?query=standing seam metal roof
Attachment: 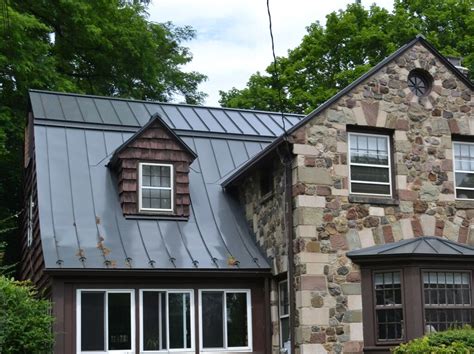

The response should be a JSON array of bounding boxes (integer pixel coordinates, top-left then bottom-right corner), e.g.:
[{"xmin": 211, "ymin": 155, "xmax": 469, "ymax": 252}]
[{"xmin": 31, "ymin": 91, "xmax": 303, "ymax": 270}]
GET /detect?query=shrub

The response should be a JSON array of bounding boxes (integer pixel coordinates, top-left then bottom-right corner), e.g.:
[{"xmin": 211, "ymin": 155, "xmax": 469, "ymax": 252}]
[
  {"xmin": 0, "ymin": 276, "xmax": 54, "ymax": 353},
  {"xmin": 393, "ymin": 327, "xmax": 474, "ymax": 354}
]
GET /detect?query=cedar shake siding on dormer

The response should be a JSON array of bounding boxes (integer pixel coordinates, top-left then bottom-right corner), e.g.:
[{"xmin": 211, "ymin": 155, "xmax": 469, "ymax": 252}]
[{"xmin": 112, "ymin": 118, "xmax": 195, "ymax": 216}]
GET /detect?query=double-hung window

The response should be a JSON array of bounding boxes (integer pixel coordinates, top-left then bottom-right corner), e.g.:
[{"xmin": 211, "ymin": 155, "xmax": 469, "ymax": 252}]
[
  {"xmin": 140, "ymin": 290, "xmax": 194, "ymax": 352},
  {"xmin": 139, "ymin": 163, "xmax": 173, "ymax": 212},
  {"xmin": 453, "ymin": 142, "xmax": 474, "ymax": 199},
  {"xmin": 77, "ymin": 290, "xmax": 135, "ymax": 353},
  {"xmin": 278, "ymin": 280, "xmax": 290, "ymax": 351},
  {"xmin": 348, "ymin": 132, "xmax": 392, "ymax": 196},
  {"xmin": 199, "ymin": 290, "xmax": 252, "ymax": 352}
]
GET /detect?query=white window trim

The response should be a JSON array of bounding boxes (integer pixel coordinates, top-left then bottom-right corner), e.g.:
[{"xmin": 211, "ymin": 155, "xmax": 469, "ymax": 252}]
[
  {"xmin": 348, "ymin": 132, "xmax": 392, "ymax": 197},
  {"xmin": 139, "ymin": 289, "xmax": 195, "ymax": 353},
  {"xmin": 453, "ymin": 141, "xmax": 474, "ymax": 200},
  {"xmin": 198, "ymin": 289, "xmax": 253, "ymax": 353},
  {"xmin": 76, "ymin": 289, "xmax": 135, "ymax": 354},
  {"xmin": 138, "ymin": 162, "xmax": 174, "ymax": 212},
  {"xmin": 278, "ymin": 280, "xmax": 290, "ymax": 350}
]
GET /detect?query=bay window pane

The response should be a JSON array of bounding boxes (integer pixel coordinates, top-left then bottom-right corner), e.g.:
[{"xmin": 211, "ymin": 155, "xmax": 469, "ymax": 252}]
[
  {"xmin": 351, "ymin": 183, "xmax": 390, "ymax": 195},
  {"xmin": 227, "ymin": 293, "xmax": 248, "ymax": 348},
  {"xmin": 108, "ymin": 293, "xmax": 131, "ymax": 350},
  {"xmin": 81, "ymin": 292, "xmax": 105, "ymax": 351},
  {"xmin": 202, "ymin": 292, "xmax": 224, "ymax": 348}
]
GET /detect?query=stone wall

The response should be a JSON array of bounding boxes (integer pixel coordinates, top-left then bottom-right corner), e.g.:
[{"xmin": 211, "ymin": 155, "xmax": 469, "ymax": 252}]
[
  {"xmin": 238, "ymin": 158, "xmax": 287, "ymax": 353},
  {"xmin": 288, "ymin": 42, "xmax": 473, "ymax": 354}
]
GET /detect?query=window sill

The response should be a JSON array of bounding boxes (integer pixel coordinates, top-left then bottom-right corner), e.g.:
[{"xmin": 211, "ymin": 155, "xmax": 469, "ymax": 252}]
[
  {"xmin": 125, "ymin": 214, "xmax": 188, "ymax": 221},
  {"xmin": 259, "ymin": 192, "xmax": 274, "ymax": 204},
  {"xmin": 349, "ymin": 195, "xmax": 399, "ymax": 206},
  {"xmin": 455, "ymin": 200, "xmax": 474, "ymax": 209}
]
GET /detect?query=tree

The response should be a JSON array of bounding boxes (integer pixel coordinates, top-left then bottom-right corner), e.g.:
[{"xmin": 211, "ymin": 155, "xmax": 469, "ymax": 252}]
[
  {"xmin": 0, "ymin": 276, "xmax": 55, "ymax": 353},
  {"xmin": 219, "ymin": 0, "xmax": 473, "ymax": 113},
  {"xmin": 0, "ymin": 0, "xmax": 206, "ymax": 266}
]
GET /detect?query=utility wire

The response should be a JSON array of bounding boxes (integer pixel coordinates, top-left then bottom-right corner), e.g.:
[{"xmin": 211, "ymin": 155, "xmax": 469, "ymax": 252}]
[{"xmin": 266, "ymin": 0, "xmax": 287, "ymax": 136}]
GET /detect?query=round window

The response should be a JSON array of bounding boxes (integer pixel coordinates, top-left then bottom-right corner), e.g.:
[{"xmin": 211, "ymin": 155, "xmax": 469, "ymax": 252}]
[{"xmin": 408, "ymin": 69, "xmax": 432, "ymax": 97}]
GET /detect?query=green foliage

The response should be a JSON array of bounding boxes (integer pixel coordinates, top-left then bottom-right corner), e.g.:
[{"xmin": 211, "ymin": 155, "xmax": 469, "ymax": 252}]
[
  {"xmin": 0, "ymin": 0, "xmax": 206, "ymax": 266},
  {"xmin": 0, "ymin": 276, "xmax": 54, "ymax": 353},
  {"xmin": 219, "ymin": 0, "xmax": 473, "ymax": 114},
  {"xmin": 393, "ymin": 327, "xmax": 474, "ymax": 353}
]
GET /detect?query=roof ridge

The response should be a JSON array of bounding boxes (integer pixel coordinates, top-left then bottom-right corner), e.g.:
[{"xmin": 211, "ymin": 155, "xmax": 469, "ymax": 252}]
[
  {"xmin": 28, "ymin": 89, "xmax": 305, "ymax": 117},
  {"xmin": 221, "ymin": 35, "xmax": 473, "ymax": 188}
]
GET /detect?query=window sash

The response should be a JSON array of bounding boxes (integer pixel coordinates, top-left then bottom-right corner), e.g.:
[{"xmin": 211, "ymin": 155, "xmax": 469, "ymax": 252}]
[
  {"xmin": 373, "ymin": 271, "xmax": 405, "ymax": 343},
  {"xmin": 140, "ymin": 289, "xmax": 195, "ymax": 353},
  {"xmin": 453, "ymin": 142, "xmax": 474, "ymax": 200},
  {"xmin": 139, "ymin": 163, "xmax": 174, "ymax": 212},
  {"xmin": 348, "ymin": 133, "xmax": 392, "ymax": 197},
  {"xmin": 199, "ymin": 289, "xmax": 252, "ymax": 352},
  {"xmin": 77, "ymin": 289, "xmax": 135, "ymax": 354},
  {"xmin": 278, "ymin": 280, "xmax": 290, "ymax": 349}
]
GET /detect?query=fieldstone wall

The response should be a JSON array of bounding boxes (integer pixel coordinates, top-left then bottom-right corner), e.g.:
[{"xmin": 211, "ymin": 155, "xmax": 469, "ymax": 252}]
[
  {"xmin": 288, "ymin": 42, "xmax": 473, "ymax": 354},
  {"xmin": 238, "ymin": 159, "xmax": 288, "ymax": 353}
]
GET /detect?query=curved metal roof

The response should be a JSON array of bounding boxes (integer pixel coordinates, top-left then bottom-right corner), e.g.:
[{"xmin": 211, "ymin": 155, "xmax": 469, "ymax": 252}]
[{"xmin": 31, "ymin": 90, "xmax": 303, "ymax": 270}]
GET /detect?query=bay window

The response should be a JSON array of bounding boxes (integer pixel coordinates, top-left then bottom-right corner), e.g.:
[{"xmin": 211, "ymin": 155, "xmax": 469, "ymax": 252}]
[
  {"xmin": 199, "ymin": 290, "xmax": 252, "ymax": 352},
  {"xmin": 348, "ymin": 132, "xmax": 392, "ymax": 196}
]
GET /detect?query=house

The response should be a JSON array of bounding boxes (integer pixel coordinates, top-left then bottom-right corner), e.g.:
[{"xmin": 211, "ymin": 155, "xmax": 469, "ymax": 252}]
[{"xmin": 20, "ymin": 35, "xmax": 473, "ymax": 354}]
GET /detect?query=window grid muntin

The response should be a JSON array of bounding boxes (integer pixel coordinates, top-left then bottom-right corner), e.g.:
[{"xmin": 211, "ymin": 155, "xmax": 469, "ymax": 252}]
[
  {"xmin": 140, "ymin": 289, "xmax": 195, "ymax": 353},
  {"xmin": 373, "ymin": 271, "xmax": 404, "ymax": 343},
  {"xmin": 408, "ymin": 74, "xmax": 428, "ymax": 97},
  {"xmin": 348, "ymin": 132, "xmax": 392, "ymax": 197},
  {"xmin": 278, "ymin": 280, "xmax": 290, "ymax": 349},
  {"xmin": 139, "ymin": 162, "xmax": 174, "ymax": 212},
  {"xmin": 453, "ymin": 142, "xmax": 474, "ymax": 200},
  {"xmin": 198, "ymin": 289, "xmax": 252, "ymax": 352},
  {"xmin": 423, "ymin": 271, "xmax": 473, "ymax": 333},
  {"xmin": 77, "ymin": 289, "xmax": 135, "ymax": 354}
]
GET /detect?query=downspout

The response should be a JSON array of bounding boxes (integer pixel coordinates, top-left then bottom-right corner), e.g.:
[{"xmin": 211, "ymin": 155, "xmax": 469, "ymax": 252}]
[{"xmin": 283, "ymin": 142, "xmax": 295, "ymax": 354}]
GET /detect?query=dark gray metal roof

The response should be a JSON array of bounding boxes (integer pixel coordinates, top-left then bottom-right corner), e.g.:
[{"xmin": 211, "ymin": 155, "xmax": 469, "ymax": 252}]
[
  {"xmin": 29, "ymin": 89, "xmax": 303, "ymax": 137},
  {"xmin": 347, "ymin": 236, "xmax": 474, "ymax": 260},
  {"xmin": 30, "ymin": 90, "xmax": 304, "ymax": 270}
]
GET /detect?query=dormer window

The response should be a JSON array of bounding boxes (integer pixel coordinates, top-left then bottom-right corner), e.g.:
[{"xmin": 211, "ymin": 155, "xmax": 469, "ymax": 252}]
[{"xmin": 139, "ymin": 163, "xmax": 174, "ymax": 212}]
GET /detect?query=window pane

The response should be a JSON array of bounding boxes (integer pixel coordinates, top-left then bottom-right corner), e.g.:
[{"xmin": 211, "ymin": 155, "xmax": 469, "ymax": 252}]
[
  {"xmin": 142, "ymin": 164, "xmax": 172, "ymax": 187},
  {"xmin": 377, "ymin": 309, "xmax": 403, "ymax": 340},
  {"xmin": 227, "ymin": 293, "xmax": 248, "ymax": 348},
  {"xmin": 202, "ymin": 292, "xmax": 224, "ymax": 348},
  {"xmin": 81, "ymin": 292, "xmax": 105, "ymax": 351},
  {"xmin": 143, "ymin": 188, "xmax": 172, "ymax": 210},
  {"xmin": 279, "ymin": 281, "xmax": 289, "ymax": 316},
  {"xmin": 351, "ymin": 183, "xmax": 391, "ymax": 195},
  {"xmin": 456, "ymin": 189, "xmax": 474, "ymax": 199},
  {"xmin": 455, "ymin": 172, "xmax": 474, "ymax": 189},
  {"xmin": 108, "ymin": 293, "xmax": 131, "ymax": 350},
  {"xmin": 350, "ymin": 134, "xmax": 388, "ymax": 165},
  {"xmin": 280, "ymin": 317, "xmax": 290, "ymax": 345},
  {"xmin": 351, "ymin": 166, "xmax": 389, "ymax": 183},
  {"xmin": 169, "ymin": 293, "xmax": 191, "ymax": 349},
  {"xmin": 454, "ymin": 143, "xmax": 474, "ymax": 172},
  {"xmin": 143, "ymin": 291, "xmax": 166, "ymax": 350}
]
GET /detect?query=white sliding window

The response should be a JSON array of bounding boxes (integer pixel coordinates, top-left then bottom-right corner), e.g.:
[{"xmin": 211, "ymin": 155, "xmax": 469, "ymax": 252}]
[
  {"xmin": 349, "ymin": 132, "xmax": 392, "ymax": 196},
  {"xmin": 453, "ymin": 142, "xmax": 474, "ymax": 199},
  {"xmin": 140, "ymin": 290, "xmax": 194, "ymax": 353},
  {"xmin": 199, "ymin": 290, "xmax": 252, "ymax": 352},
  {"xmin": 77, "ymin": 290, "xmax": 135, "ymax": 354}
]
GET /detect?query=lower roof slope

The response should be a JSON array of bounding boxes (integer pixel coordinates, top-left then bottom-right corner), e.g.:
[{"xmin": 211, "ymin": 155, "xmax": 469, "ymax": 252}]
[{"xmin": 34, "ymin": 120, "xmax": 279, "ymax": 270}]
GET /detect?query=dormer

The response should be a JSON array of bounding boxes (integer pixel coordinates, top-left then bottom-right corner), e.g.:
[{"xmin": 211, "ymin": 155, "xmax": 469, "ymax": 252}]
[{"xmin": 108, "ymin": 113, "xmax": 197, "ymax": 217}]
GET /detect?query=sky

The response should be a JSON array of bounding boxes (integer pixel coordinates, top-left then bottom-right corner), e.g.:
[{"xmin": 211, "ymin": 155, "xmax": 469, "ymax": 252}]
[{"xmin": 148, "ymin": 0, "xmax": 394, "ymax": 106}]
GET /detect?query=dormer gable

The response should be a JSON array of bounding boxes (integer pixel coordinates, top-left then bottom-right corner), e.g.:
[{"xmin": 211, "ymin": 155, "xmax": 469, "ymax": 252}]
[{"xmin": 109, "ymin": 113, "xmax": 197, "ymax": 217}]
